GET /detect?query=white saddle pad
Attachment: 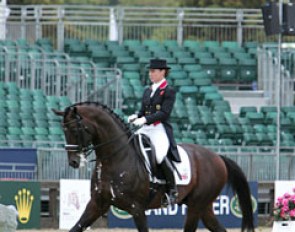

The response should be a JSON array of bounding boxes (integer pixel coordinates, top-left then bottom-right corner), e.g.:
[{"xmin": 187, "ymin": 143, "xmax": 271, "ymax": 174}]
[{"xmin": 173, "ymin": 145, "xmax": 191, "ymax": 185}]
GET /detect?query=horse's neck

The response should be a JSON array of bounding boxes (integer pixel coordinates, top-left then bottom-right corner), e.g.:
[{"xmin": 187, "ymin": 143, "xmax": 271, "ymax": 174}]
[{"xmin": 97, "ymin": 135, "xmax": 146, "ymax": 181}]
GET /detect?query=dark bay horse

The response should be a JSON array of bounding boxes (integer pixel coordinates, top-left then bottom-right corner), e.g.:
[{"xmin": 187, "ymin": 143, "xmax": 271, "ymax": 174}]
[{"xmin": 53, "ymin": 102, "xmax": 255, "ymax": 232}]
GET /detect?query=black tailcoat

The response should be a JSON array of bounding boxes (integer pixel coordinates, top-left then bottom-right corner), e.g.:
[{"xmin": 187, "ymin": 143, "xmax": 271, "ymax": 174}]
[{"xmin": 137, "ymin": 80, "xmax": 181, "ymax": 162}]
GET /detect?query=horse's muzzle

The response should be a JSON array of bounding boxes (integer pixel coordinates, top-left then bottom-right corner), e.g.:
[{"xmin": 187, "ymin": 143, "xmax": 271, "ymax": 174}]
[{"xmin": 69, "ymin": 158, "xmax": 80, "ymax": 168}]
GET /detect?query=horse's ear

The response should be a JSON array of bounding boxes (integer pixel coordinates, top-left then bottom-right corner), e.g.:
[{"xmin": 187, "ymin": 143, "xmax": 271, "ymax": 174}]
[{"xmin": 52, "ymin": 108, "xmax": 65, "ymax": 116}]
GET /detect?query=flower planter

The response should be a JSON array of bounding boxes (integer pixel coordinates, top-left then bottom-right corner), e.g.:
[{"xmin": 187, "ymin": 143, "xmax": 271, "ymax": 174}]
[{"xmin": 272, "ymin": 221, "xmax": 295, "ymax": 232}]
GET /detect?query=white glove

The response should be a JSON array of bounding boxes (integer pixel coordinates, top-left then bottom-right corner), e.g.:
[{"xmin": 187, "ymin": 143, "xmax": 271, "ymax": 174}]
[
  {"xmin": 127, "ymin": 114, "xmax": 138, "ymax": 123},
  {"xmin": 132, "ymin": 117, "xmax": 146, "ymax": 126}
]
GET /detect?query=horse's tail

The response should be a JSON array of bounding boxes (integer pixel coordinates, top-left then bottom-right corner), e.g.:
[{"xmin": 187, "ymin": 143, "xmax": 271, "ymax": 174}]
[{"xmin": 220, "ymin": 155, "xmax": 255, "ymax": 232}]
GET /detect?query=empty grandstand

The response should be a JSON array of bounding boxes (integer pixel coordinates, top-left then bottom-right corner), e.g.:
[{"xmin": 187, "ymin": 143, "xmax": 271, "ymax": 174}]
[{"xmin": 0, "ymin": 4, "xmax": 295, "ymax": 229}]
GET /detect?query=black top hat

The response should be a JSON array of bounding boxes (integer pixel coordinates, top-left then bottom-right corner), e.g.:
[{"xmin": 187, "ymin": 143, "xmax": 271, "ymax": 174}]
[{"xmin": 147, "ymin": 58, "xmax": 171, "ymax": 69}]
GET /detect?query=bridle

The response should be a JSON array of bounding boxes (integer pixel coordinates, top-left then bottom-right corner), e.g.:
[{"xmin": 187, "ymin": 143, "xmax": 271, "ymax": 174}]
[
  {"xmin": 62, "ymin": 107, "xmax": 138, "ymax": 160},
  {"xmin": 62, "ymin": 109, "xmax": 93, "ymax": 156}
]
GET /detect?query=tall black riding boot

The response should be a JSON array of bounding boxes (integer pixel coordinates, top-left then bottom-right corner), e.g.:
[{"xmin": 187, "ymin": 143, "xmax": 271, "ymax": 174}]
[{"xmin": 160, "ymin": 157, "xmax": 178, "ymax": 206}]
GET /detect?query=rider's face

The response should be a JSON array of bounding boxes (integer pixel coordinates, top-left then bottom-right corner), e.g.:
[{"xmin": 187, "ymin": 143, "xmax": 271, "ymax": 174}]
[{"xmin": 149, "ymin": 69, "xmax": 165, "ymax": 84}]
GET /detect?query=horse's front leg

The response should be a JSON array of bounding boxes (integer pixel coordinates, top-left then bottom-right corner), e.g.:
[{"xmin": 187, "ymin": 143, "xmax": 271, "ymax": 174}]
[
  {"xmin": 69, "ymin": 198, "xmax": 109, "ymax": 232},
  {"xmin": 132, "ymin": 209, "xmax": 149, "ymax": 232}
]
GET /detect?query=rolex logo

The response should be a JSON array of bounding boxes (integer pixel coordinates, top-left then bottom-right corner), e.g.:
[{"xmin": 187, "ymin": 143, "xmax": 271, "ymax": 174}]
[{"xmin": 14, "ymin": 188, "xmax": 34, "ymax": 224}]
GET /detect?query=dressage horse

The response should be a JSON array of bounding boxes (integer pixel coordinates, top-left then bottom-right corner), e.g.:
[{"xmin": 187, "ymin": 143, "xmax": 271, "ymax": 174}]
[{"xmin": 53, "ymin": 102, "xmax": 255, "ymax": 232}]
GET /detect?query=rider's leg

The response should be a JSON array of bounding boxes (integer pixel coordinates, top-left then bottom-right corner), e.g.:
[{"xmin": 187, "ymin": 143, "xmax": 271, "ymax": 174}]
[{"xmin": 160, "ymin": 157, "xmax": 178, "ymax": 204}]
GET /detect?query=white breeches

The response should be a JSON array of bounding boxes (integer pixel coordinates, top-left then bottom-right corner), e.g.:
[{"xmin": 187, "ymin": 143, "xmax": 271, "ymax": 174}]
[{"xmin": 136, "ymin": 123, "xmax": 169, "ymax": 164}]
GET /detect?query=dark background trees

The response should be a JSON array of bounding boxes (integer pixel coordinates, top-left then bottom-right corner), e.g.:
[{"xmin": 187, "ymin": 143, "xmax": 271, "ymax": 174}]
[{"xmin": 7, "ymin": 0, "xmax": 265, "ymax": 8}]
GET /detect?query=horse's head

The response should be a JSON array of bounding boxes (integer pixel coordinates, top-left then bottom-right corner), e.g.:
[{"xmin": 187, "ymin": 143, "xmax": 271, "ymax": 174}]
[{"xmin": 53, "ymin": 106, "xmax": 94, "ymax": 168}]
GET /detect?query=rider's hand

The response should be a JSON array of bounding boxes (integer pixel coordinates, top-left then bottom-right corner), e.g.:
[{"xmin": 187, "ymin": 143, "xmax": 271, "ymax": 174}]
[
  {"xmin": 127, "ymin": 114, "xmax": 138, "ymax": 123},
  {"xmin": 132, "ymin": 117, "xmax": 146, "ymax": 126}
]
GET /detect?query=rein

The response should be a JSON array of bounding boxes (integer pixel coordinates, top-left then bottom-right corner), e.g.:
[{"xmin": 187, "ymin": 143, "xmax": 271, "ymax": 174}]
[
  {"xmin": 82, "ymin": 126, "xmax": 139, "ymax": 162},
  {"xmin": 63, "ymin": 108, "xmax": 140, "ymax": 161}
]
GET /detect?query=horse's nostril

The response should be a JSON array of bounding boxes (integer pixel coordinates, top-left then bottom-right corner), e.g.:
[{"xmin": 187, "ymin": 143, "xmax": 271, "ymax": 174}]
[{"xmin": 70, "ymin": 160, "xmax": 79, "ymax": 168}]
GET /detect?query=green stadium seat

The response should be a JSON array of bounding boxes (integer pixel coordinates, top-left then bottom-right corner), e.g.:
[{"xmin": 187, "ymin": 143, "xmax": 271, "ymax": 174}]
[
  {"xmin": 266, "ymin": 124, "xmax": 277, "ymax": 134},
  {"xmin": 219, "ymin": 58, "xmax": 238, "ymax": 83},
  {"xmin": 245, "ymin": 112, "xmax": 264, "ymax": 124},
  {"xmin": 123, "ymin": 39, "xmax": 141, "ymax": 49},
  {"xmin": 221, "ymin": 41, "xmax": 240, "ymax": 50},
  {"xmin": 19, "ymin": 88, "xmax": 32, "ymax": 100},
  {"xmin": 202, "ymin": 116, "xmax": 216, "ymax": 138},
  {"xmin": 260, "ymin": 106, "xmax": 277, "ymax": 115},
  {"xmin": 182, "ymin": 64, "xmax": 202, "ymax": 73},
  {"xmin": 224, "ymin": 112, "xmax": 239, "ymax": 125},
  {"xmin": 216, "ymin": 124, "xmax": 234, "ymax": 140},
  {"xmin": 163, "ymin": 40, "xmax": 179, "ymax": 49},
  {"xmin": 286, "ymin": 112, "xmax": 295, "ymax": 124},
  {"xmin": 203, "ymin": 41, "xmax": 220, "ymax": 49},
  {"xmin": 227, "ymin": 46, "xmax": 246, "ymax": 54},
  {"xmin": 123, "ymin": 71, "xmax": 140, "ymax": 80},
  {"xmin": 207, "ymin": 46, "xmax": 226, "ymax": 54},
  {"xmin": 142, "ymin": 40, "xmax": 161, "ymax": 49},
  {"xmin": 194, "ymin": 52, "xmax": 213, "ymax": 61},
  {"xmin": 188, "ymin": 116, "xmax": 205, "ymax": 131},
  {"xmin": 214, "ymin": 52, "xmax": 232, "ymax": 60},
  {"xmin": 179, "ymin": 86, "xmax": 198, "ymax": 99},
  {"xmin": 211, "ymin": 100, "xmax": 231, "ymax": 112},
  {"xmin": 281, "ymin": 106, "xmax": 295, "ymax": 116},
  {"xmin": 35, "ymin": 120, "xmax": 49, "ymax": 128},
  {"xmin": 238, "ymin": 58, "xmax": 257, "ymax": 83},
  {"xmin": 204, "ymin": 92, "xmax": 223, "ymax": 107},
  {"xmin": 120, "ymin": 63, "xmax": 141, "ymax": 72},
  {"xmin": 198, "ymin": 57, "xmax": 218, "ymax": 80},
  {"xmin": 177, "ymin": 57, "xmax": 196, "ymax": 66},
  {"xmin": 183, "ymin": 40, "xmax": 201, "ymax": 48},
  {"xmin": 168, "ymin": 70, "xmax": 187, "ymax": 80},
  {"xmin": 243, "ymin": 41, "xmax": 258, "ymax": 50},
  {"xmin": 181, "ymin": 130, "xmax": 196, "ymax": 140},
  {"xmin": 173, "ymin": 79, "xmax": 193, "ymax": 89},
  {"xmin": 196, "ymin": 138, "xmax": 209, "ymax": 146},
  {"xmin": 254, "ymin": 124, "xmax": 267, "ymax": 133},
  {"xmin": 239, "ymin": 106, "xmax": 257, "ymax": 117},
  {"xmin": 233, "ymin": 52, "xmax": 252, "ymax": 60},
  {"xmin": 243, "ymin": 133, "xmax": 259, "ymax": 146},
  {"xmin": 280, "ymin": 117, "xmax": 295, "ymax": 133},
  {"xmin": 256, "ymin": 133, "xmax": 273, "ymax": 146},
  {"xmin": 281, "ymin": 132, "xmax": 294, "ymax": 142}
]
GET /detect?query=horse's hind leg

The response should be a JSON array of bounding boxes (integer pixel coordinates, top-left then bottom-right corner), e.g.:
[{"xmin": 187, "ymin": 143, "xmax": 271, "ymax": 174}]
[
  {"xmin": 201, "ymin": 206, "xmax": 227, "ymax": 232},
  {"xmin": 69, "ymin": 199, "xmax": 109, "ymax": 232},
  {"xmin": 183, "ymin": 205, "xmax": 200, "ymax": 232}
]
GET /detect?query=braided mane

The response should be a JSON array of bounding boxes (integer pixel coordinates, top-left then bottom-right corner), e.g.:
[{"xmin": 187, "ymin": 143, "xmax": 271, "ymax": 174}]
[{"xmin": 65, "ymin": 101, "xmax": 132, "ymax": 136}]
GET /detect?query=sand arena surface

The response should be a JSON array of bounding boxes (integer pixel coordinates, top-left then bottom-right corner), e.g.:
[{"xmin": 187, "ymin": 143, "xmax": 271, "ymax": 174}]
[{"xmin": 17, "ymin": 227, "xmax": 272, "ymax": 232}]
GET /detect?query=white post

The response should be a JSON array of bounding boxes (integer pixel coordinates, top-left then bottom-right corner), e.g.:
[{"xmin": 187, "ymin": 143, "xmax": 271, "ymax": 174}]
[
  {"xmin": 275, "ymin": 0, "xmax": 283, "ymax": 180},
  {"xmin": 0, "ymin": 0, "xmax": 10, "ymax": 40},
  {"xmin": 109, "ymin": 8, "xmax": 118, "ymax": 41}
]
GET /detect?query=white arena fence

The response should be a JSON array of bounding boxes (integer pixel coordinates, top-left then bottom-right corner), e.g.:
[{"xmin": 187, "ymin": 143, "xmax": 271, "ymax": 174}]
[
  {"xmin": 1, "ymin": 5, "xmax": 276, "ymax": 50},
  {"xmin": 35, "ymin": 147, "xmax": 295, "ymax": 182}
]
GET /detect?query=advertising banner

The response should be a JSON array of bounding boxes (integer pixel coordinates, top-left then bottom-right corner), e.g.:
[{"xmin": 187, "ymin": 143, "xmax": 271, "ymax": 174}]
[
  {"xmin": 59, "ymin": 179, "xmax": 91, "ymax": 230},
  {"xmin": 274, "ymin": 180, "xmax": 295, "ymax": 200},
  {"xmin": 272, "ymin": 181, "xmax": 295, "ymax": 232},
  {"xmin": 108, "ymin": 182, "xmax": 258, "ymax": 229},
  {"xmin": 0, "ymin": 148, "xmax": 37, "ymax": 179},
  {"xmin": 0, "ymin": 181, "xmax": 40, "ymax": 229}
]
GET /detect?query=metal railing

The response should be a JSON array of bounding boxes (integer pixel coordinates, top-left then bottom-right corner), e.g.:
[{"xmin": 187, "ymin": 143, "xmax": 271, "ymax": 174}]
[
  {"xmin": 1, "ymin": 5, "xmax": 272, "ymax": 50},
  {"xmin": 0, "ymin": 48, "xmax": 122, "ymax": 108},
  {"xmin": 257, "ymin": 44, "xmax": 295, "ymax": 106},
  {"xmin": 0, "ymin": 162, "xmax": 37, "ymax": 179},
  {"xmin": 36, "ymin": 147, "xmax": 295, "ymax": 182}
]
